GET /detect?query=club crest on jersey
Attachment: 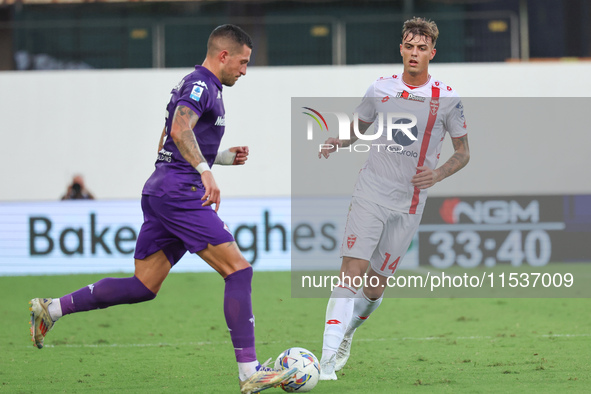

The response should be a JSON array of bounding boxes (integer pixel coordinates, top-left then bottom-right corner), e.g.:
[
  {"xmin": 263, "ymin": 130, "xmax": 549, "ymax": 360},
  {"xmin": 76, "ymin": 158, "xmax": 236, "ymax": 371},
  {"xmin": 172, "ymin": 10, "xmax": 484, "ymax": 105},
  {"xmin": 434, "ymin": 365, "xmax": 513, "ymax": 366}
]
[
  {"xmin": 347, "ymin": 234, "xmax": 357, "ymax": 249},
  {"xmin": 430, "ymin": 99, "xmax": 439, "ymax": 116},
  {"xmin": 190, "ymin": 85, "xmax": 203, "ymax": 102},
  {"xmin": 396, "ymin": 90, "xmax": 426, "ymax": 103}
]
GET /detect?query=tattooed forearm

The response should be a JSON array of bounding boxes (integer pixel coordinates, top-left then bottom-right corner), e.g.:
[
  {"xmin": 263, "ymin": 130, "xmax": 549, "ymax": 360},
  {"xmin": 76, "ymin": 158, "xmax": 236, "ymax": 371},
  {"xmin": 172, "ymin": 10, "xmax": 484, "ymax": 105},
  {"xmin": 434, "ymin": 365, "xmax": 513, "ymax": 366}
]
[
  {"xmin": 176, "ymin": 129, "xmax": 207, "ymax": 167},
  {"xmin": 170, "ymin": 105, "xmax": 207, "ymax": 168},
  {"xmin": 437, "ymin": 135, "xmax": 470, "ymax": 180}
]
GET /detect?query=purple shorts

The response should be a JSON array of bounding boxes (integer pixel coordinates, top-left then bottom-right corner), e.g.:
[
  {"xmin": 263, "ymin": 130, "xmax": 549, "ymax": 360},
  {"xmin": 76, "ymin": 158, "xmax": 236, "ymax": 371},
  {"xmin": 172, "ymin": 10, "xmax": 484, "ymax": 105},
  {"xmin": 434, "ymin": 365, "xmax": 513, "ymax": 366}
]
[{"xmin": 134, "ymin": 194, "xmax": 235, "ymax": 265}]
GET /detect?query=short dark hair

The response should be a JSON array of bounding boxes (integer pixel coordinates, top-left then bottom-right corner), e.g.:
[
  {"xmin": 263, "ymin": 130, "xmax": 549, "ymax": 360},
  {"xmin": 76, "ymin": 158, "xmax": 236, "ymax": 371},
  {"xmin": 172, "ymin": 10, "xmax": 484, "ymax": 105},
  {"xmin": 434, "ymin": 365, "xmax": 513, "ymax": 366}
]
[
  {"xmin": 207, "ymin": 24, "xmax": 253, "ymax": 54},
  {"xmin": 401, "ymin": 17, "xmax": 439, "ymax": 47}
]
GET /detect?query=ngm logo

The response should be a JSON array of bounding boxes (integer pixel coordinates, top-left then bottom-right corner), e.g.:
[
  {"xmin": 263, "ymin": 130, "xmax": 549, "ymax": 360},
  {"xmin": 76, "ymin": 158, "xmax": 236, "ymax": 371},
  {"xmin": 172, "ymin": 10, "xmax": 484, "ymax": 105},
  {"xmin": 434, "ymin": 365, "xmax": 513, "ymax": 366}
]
[
  {"xmin": 440, "ymin": 198, "xmax": 540, "ymax": 224},
  {"xmin": 303, "ymin": 107, "xmax": 419, "ymax": 153}
]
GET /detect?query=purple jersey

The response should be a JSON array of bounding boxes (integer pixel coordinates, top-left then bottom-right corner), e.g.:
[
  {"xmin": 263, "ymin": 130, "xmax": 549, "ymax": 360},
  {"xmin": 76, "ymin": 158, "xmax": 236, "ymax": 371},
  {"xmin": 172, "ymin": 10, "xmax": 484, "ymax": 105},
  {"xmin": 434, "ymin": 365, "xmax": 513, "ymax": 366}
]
[{"xmin": 142, "ymin": 66, "xmax": 225, "ymax": 198}]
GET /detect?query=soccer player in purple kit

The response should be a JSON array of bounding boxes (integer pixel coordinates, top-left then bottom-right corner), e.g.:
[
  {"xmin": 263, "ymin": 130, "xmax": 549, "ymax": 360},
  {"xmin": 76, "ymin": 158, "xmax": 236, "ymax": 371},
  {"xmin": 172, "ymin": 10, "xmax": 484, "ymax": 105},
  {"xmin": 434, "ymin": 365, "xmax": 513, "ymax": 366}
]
[{"xmin": 28, "ymin": 24, "xmax": 296, "ymax": 394}]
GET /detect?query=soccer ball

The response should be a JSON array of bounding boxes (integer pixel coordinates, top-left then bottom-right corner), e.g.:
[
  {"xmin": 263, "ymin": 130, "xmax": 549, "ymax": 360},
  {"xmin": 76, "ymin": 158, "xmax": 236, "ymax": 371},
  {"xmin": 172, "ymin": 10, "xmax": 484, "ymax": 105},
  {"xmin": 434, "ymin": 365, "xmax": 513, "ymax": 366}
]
[{"xmin": 274, "ymin": 347, "xmax": 320, "ymax": 392}]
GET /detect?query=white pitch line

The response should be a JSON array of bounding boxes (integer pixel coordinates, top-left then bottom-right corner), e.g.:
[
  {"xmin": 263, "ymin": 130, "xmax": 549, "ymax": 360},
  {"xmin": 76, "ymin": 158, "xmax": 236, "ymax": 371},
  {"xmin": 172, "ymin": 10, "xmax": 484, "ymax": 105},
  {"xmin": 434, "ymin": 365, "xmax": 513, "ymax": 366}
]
[{"xmin": 31, "ymin": 333, "xmax": 590, "ymax": 349}]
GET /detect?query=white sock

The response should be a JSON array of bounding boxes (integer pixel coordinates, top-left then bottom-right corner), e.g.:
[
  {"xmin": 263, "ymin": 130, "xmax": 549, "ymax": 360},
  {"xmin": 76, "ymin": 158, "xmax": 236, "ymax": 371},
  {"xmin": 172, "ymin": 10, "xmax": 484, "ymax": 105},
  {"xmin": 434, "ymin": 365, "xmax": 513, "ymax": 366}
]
[
  {"xmin": 321, "ymin": 284, "xmax": 356, "ymax": 361},
  {"xmin": 238, "ymin": 360, "xmax": 259, "ymax": 381},
  {"xmin": 47, "ymin": 298, "xmax": 62, "ymax": 321},
  {"xmin": 344, "ymin": 289, "xmax": 382, "ymax": 338}
]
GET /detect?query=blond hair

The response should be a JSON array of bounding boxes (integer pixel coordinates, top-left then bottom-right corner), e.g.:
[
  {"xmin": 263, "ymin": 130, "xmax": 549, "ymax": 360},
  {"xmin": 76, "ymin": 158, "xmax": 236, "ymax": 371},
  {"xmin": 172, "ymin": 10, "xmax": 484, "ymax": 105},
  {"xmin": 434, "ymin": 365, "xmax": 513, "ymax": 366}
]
[{"xmin": 401, "ymin": 17, "xmax": 439, "ymax": 47}]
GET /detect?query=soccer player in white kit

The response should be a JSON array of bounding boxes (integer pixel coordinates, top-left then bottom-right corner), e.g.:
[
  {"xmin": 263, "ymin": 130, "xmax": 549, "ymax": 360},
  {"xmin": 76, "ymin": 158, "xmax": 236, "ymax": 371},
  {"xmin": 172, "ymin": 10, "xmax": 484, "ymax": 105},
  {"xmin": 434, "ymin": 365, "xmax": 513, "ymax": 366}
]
[{"xmin": 318, "ymin": 17, "xmax": 471, "ymax": 380}]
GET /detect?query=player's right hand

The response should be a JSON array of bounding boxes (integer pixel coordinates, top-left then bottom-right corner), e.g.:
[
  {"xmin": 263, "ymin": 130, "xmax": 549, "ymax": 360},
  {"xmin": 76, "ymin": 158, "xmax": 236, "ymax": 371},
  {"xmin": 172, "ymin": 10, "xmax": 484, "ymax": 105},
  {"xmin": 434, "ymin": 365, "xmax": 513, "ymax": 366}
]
[
  {"xmin": 318, "ymin": 137, "xmax": 342, "ymax": 159},
  {"xmin": 200, "ymin": 171, "xmax": 221, "ymax": 212},
  {"xmin": 229, "ymin": 146, "xmax": 249, "ymax": 165}
]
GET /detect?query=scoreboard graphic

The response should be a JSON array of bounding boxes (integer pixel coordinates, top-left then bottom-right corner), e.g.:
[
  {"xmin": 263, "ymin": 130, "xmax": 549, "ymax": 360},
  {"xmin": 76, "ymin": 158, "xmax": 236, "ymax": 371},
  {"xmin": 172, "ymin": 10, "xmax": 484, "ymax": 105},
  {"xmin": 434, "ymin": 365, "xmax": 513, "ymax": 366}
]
[{"xmin": 419, "ymin": 195, "xmax": 591, "ymax": 268}]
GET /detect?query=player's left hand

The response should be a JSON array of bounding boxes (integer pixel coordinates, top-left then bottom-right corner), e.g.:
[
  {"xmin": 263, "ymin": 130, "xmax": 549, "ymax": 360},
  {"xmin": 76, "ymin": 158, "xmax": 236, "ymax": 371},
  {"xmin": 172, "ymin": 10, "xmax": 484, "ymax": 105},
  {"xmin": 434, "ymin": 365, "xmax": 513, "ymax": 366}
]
[
  {"xmin": 229, "ymin": 146, "xmax": 249, "ymax": 165},
  {"xmin": 200, "ymin": 171, "xmax": 221, "ymax": 212},
  {"xmin": 411, "ymin": 166, "xmax": 441, "ymax": 189}
]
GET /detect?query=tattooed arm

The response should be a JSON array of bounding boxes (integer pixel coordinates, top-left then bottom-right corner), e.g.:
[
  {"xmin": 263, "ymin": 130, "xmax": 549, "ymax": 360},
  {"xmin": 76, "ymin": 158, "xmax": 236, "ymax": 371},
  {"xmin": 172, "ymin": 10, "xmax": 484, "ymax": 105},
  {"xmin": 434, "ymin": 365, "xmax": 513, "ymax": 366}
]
[
  {"xmin": 170, "ymin": 105, "xmax": 207, "ymax": 168},
  {"xmin": 170, "ymin": 105, "xmax": 221, "ymax": 211},
  {"xmin": 157, "ymin": 127, "xmax": 166, "ymax": 152},
  {"xmin": 411, "ymin": 134, "xmax": 470, "ymax": 189}
]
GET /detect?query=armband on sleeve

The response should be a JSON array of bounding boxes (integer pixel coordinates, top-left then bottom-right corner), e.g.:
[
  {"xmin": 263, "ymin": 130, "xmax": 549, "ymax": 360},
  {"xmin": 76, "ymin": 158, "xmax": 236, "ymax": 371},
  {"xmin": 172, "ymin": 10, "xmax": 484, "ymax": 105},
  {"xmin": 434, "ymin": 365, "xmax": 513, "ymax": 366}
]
[{"xmin": 214, "ymin": 149, "xmax": 237, "ymax": 165}]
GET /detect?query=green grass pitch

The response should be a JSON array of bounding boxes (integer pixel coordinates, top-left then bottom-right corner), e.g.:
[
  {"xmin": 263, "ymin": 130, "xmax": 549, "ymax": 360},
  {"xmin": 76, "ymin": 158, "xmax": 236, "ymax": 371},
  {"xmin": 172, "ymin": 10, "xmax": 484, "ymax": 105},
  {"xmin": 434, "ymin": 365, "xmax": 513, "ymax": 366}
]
[{"xmin": 2, "ymin": 271, "xmax": 590, "ymax": 393}]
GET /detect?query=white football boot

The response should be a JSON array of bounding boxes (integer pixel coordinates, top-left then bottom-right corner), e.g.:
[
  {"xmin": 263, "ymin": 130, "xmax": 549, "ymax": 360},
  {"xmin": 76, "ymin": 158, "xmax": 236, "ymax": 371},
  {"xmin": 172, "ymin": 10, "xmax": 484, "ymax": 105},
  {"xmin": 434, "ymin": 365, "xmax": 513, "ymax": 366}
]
[
  {"xmin": 335, "ymin": 334, "xmax": 353, "ymax": 371},
  {"xmin": 319, "ymin": 354, "xmax": 337, "ymax": 381}
]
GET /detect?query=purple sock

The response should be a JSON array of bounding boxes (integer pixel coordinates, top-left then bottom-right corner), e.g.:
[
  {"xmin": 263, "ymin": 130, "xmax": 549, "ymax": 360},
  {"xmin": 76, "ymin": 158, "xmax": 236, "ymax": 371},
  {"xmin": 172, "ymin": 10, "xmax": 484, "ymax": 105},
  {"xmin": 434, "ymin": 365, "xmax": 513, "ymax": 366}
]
[
  {"xmin": 59, "ymin": 276, "xmax": 156, "ymax": 316},
  {"xmin": 224, "ymin": 267, "xmax": 257, "ymax": 363}
]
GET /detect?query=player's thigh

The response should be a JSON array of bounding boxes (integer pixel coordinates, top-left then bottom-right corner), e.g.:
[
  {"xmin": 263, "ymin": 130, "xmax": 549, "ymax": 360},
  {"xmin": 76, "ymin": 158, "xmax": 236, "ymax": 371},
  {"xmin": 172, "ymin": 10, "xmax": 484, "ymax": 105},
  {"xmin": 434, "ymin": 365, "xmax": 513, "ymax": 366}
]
[
  {"xmin": 197, "ymin": 241, "xmax": 250, "ymax": 278},
  {"xmin": 134, "ymin": 250, "xmax": 172, "ymax": 294},
  {"xmin": 135, "ymin": 195, "xmax": 190, "ymax": 268},
  {"xmin": 340, "ymin": 197, "xmax": 384, "ymax": 262},
  {"xmin": 370, "ymin": 211, "xmax": 421, "ymax": 277},
  {"xmin": 145, "ymin": 195, "xmax": 238, "ymax": 267}
]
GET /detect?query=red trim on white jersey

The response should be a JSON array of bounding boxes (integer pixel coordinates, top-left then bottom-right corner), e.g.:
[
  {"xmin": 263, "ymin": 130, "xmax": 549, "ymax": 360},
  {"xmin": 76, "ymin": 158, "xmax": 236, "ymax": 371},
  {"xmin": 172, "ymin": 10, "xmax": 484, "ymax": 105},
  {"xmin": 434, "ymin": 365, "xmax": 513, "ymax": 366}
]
[
  {"xmin": 402, "ymin": 74, "xmax": 431, "ymax": 90},
  {"xmin": 409, "ymin": 85, "xmax": 440, "ymax": 214}
]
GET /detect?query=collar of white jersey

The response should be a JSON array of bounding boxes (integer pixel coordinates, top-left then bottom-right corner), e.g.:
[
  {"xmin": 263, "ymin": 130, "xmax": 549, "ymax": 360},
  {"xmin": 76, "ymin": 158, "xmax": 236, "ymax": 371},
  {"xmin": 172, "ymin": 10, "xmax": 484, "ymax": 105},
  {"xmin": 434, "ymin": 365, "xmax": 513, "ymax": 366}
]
[{"xmin": 400, "ymin": 73, "xmax": 432, "ymax": 90}]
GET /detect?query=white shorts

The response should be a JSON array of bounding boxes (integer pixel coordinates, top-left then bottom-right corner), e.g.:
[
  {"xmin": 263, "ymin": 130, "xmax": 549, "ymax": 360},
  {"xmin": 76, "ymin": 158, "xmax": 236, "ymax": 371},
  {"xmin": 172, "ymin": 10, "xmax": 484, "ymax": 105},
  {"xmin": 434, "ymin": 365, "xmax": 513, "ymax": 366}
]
[{"xmin": 340, "ymin": 196, "xmax": 422, "ymax": 277}]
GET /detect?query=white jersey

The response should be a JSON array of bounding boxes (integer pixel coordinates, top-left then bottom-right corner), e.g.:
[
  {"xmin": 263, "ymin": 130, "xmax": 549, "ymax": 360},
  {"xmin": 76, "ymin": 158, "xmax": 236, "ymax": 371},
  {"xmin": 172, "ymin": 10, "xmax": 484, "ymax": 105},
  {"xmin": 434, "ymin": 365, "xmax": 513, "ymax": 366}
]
[{"xmin": 352, "ymin": 74, "xmax": 467, "ymax": 214}]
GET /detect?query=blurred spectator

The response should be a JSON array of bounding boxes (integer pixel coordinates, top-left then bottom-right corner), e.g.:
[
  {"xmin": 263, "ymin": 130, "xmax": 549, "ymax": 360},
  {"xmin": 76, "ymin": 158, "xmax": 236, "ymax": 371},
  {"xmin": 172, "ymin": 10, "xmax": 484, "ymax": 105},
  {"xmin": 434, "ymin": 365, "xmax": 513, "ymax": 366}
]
[{"xmin": 61, "ymin": 175, "xmax": 95, "ymax": 200}]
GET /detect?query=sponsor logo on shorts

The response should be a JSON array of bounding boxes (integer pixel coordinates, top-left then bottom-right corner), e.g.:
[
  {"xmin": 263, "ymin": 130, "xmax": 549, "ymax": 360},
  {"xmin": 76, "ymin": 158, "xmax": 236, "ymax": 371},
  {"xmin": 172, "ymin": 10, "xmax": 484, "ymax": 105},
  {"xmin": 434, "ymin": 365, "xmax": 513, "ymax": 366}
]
[{"xmin": 347, "ymin": 234, "xmax": 357, "ymax": 249}]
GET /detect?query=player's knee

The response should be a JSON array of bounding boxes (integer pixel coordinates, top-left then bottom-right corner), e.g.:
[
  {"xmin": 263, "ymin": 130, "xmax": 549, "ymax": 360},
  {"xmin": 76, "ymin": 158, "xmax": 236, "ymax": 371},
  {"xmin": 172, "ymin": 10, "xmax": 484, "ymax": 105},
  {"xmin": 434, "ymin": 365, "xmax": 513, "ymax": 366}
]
[
  {"xmin": 341, "ymin": 257, "xmax": 368, "ymax": 278},
  {"xmin": 132, "ymin": 290, "xmax": 157, "ymax": 304},
  {"xmin": 363, "ymin": 285, "xmax": 384, "ymax": 300},
  {"xmin": 229, "ymin": 256, "xmax": 251, "ymax": 274},
  {"xmin": 225, "ymin": 265, "xmax": 253, "ymax": 283},
  {"xmin": 131, "ymin": 275, "xmax": 158, "ymax": 303}
]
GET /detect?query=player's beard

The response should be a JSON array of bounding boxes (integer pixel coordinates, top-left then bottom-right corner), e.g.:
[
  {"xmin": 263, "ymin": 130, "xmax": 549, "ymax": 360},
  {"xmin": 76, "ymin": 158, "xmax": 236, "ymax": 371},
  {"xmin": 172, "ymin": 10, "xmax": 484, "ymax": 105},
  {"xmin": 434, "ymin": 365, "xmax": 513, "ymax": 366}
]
[{"xmin": 220, "ymin": 71, "xmax": 238, "ymax": 87}]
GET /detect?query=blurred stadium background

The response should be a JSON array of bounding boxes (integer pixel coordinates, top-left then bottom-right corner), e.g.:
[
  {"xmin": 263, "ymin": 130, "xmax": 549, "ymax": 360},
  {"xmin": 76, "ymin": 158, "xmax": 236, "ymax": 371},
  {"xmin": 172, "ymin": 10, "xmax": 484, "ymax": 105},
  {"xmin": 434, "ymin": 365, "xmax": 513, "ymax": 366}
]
[
  {"xmin": 0, "ymin": 1, "xmax": 589, "ymax": 284},
  {"xmin": 0, "ymin": 0, "xmax": 590, "ymax": 70},
  {"xmin": 0, "ymin": 2, "xmax": 590, "ymax": 392}
]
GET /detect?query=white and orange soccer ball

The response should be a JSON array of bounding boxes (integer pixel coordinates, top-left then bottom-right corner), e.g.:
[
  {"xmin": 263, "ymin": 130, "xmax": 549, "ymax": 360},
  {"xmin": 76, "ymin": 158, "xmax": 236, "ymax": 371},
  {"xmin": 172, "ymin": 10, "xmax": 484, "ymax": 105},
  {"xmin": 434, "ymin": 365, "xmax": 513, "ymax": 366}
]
[{"xmin": 274, "ymin": 347, "xmax": 320, "ymax": 392}]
